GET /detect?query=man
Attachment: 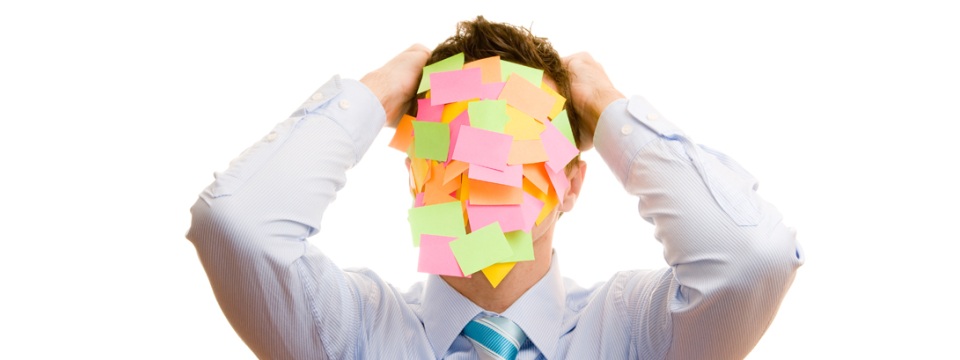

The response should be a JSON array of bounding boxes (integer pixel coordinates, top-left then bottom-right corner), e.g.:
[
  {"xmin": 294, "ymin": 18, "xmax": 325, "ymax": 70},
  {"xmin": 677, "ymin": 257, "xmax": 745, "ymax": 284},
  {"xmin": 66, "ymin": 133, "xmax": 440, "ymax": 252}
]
[{"xmin": 188, "ymin": 16, "xmax": 802, "ymax": 359}]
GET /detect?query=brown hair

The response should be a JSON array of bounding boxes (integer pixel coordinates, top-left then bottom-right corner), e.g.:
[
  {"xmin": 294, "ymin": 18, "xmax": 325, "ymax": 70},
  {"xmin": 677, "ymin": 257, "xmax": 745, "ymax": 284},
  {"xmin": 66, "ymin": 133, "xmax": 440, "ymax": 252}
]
[{"xmin": 423, "ymin": 16, "xmax": 582, "ymax": 149}]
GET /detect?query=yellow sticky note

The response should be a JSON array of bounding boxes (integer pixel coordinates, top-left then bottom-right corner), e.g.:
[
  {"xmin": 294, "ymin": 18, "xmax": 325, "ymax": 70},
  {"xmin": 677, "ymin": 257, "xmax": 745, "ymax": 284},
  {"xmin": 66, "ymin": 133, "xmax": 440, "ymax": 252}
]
[
  {"xmin": 410, "ymin": 157, "xmax": 430, "ymax": 193},
  {"xmin": 541, "ymin": 83, "xmax": 567, "ymax": 120},
  {"xmin": 504, "ymin": 106, "xmax": 545, "ymax": 140},
  {"xmin": 441, "ymin": 100, "xmax": 472, "ymax": 124},
  {"xmin": 481, "ymin": 262, "xmax": 516, "ymax": 288}
]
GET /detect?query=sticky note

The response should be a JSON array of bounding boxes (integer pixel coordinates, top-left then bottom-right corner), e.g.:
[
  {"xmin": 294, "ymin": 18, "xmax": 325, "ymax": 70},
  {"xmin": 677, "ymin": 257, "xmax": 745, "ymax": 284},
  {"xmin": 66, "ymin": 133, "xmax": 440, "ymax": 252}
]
[
  {"xmin": 441, "ymin": 100, "xmax": 470, "ymax": 123},
  {"xmin": 519, "ymin": 192, "xmax": 545, "ymax": 230},
  {"xmin": 466, "ymin": 202, "xmax": 525, "ymax": 233},
  {"xmin": 408, "ymin": 201, "xmax": 467, "ymax": 246},
  {"xmin": 480, "ymin": 82, "xmax": 506, "ymax": 100},
  {"xmin": 418, "ymin": 53, "xmax": 464, "ymax": 93},
  {"xmin": 430, "ymin": 68, "xmax": 483, "ymax": 106},
  {"xmin": 464, "ymin": 56, "xmax": 501, "ymax": 84},
  {"xmin": 413, "ymin": 121, "xmax": 450, "ymax": 161},
  {"xmin": 503, "ymin": 230, "xmax": 535, "ymax": 262},
  {"xmin": 500, "ymin": 60, "xmax": 543, "ymax": 85},
  {"xmin": 451, "ymin": 126, "xmax": 513, "ymax": 171},
  {"xmin": 508, "ymin": 139, "xmax": 549, "ymax": 165},
  {"xmin": 414, "ymin": 192, "xmax": 425, "ymax": 207},
  {"xmin": 481, "ymin": 262, "xmax": 516, "ymax": 288},
  {"xmin": 446, "ymin": 112, "xmax": 471, "ymax": 163},
  {"xmin": 444, "ymin": 160, "xmax": 469, "ymax": 185},
  {"xmin": 551, "ymin": 110, "xmax": 576, "ymax": 146},
  {"xmin": 417, "ymin": 98, "xmax": 444, "ymax": 122},
  {"xmin": 523, "ymin": 179, "xmax": 558, "ymax": 225},
  {"xmin": 418, "ymin": 235, "xmax": 466, "ymax": 277},
  {"xmin": 449, "ymin": 223, "xmax": 513, "ymax": 275},
  {"xmin": 522, "ymin": 163, "xmax": 551, "ymax": 194},
  {"xmin": 498, "ymin": 74, "xmax": 557, "ymax": 122},
  {"xmin": 503, "ymin": 107, "xmax": 546, "ymax": 140},
  {"xmin": 389, "ymin": 114, "xmax": 415, "ymax": 152},
  {"xmin": 547, "ymin": 164, "xmax": 570, "ymax": 206},
  {"xmin": 541, "ymin": 83, "xmax": 567, "ymax": 120},
  {"xmin": 424, "ymin": 162, "xmax": 460, "ymax": 205},
  {"xmin": 469, "ymin": 179, "xmax": 524, "ymax": 205},
  {"xmin": 468, "ymin": 163, "xmax": 522, "ymax": 188},
  {"xmin": 541, "ymin": 119, "xmax": 580, "ymax": 173},
  {"xmin": 467, "ymin": 100, "xmax": 509, "ymax": 132},
  {"xmin": 410, "ymin": 156, "xmax": 430, "ymax": 192}
]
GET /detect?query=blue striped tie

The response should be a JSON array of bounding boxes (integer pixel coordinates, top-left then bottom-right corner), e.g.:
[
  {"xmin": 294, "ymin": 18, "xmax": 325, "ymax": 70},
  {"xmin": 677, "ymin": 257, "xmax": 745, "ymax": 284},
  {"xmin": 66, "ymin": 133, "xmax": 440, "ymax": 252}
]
[{"xmin": 462, "ymin": 315, "xmax": 528, "ymax": 360}]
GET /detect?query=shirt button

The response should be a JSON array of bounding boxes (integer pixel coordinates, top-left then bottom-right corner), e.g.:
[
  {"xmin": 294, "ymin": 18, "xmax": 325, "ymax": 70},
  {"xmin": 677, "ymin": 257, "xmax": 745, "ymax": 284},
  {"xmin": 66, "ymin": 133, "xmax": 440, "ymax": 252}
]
[
  {"xmin": 311, "ymin": 92, "xmax": 325, "ymax": 101},
  {"xmin": 265, "ymin": 132, "xmax": 278, "ymax": 142},
  {"xmin": 621, "ymin": 124, "xmax": 633, "ymax": 135},
  {"xmin": 339, "ymin": 100, "xmax": 350, "ymax": 110},
  {"xmin": 647, "ymin": 113, "xmax": 660, "ymax": 121}
]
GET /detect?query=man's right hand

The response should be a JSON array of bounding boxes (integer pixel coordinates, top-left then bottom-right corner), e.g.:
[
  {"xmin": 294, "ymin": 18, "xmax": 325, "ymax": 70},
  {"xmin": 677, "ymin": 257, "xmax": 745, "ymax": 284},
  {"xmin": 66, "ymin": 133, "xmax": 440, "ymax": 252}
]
[
  {"xmin": 562, "ymin": 52, "xmax": 625, "ymax": 151},
  {"xmin": 361, "ymin": 44, "xmax": 431, "ymax": 127}
]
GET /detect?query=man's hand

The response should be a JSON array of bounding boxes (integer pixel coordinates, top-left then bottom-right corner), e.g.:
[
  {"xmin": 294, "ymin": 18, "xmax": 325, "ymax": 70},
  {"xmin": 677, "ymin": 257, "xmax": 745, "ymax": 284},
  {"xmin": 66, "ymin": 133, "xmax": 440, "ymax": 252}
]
[
  {"xmin": 361, "ymin": 44, "xmax": 431, "ymax": 127},
  {"xmin": 563, "ymin": 52, "xmax": 625, "ymax": 151}
]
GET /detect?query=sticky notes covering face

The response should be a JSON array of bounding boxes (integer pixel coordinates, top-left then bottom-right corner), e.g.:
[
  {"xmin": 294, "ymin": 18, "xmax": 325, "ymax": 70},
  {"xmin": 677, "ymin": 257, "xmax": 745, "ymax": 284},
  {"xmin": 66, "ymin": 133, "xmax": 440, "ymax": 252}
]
[{"xmin": 394, "ymin": 53, "xmax": 581, "ymax": 287}]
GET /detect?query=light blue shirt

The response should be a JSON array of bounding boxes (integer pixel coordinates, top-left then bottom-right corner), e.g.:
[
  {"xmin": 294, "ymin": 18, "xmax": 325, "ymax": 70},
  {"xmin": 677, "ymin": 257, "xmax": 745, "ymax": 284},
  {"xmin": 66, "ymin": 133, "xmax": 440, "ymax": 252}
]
[{"xmin": 187, "ymin": 76, "xmax": 803, "ymax": 359}]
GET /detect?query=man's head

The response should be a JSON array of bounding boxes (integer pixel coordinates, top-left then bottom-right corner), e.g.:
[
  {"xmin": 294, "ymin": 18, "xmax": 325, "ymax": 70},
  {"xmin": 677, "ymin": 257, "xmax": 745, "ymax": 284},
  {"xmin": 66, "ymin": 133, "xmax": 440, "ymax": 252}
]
[
  {"xmin": 421, "ymin": 16, "xmax": 582, "ymax": 149},
  {"xmin": 391, "ymin": 16, "xmax": 586, "ymax": 288}
]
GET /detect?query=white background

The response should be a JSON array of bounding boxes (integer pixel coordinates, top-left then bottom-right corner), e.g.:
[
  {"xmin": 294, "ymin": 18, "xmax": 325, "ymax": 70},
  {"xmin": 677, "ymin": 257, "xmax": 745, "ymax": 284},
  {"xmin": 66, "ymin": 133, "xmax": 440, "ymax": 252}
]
[{"xmin": 2, "ymin": 0, "xmax": 957, "ymax": 358}]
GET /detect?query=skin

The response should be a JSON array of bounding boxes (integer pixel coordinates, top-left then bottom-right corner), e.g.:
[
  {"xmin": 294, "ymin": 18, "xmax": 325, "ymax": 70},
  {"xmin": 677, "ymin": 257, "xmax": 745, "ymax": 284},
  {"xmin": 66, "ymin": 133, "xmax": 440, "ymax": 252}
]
[{"xmin": 361, "ymin": 44, "xmax": 625, "ymax": 312}]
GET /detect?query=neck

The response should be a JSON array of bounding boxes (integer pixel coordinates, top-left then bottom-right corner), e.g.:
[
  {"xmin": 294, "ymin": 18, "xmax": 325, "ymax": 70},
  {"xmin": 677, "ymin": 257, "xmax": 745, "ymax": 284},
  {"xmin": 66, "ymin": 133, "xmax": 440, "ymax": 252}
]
[{"xmin": 441, "ymin": 226, "xmax": 556, "ymax": 313}]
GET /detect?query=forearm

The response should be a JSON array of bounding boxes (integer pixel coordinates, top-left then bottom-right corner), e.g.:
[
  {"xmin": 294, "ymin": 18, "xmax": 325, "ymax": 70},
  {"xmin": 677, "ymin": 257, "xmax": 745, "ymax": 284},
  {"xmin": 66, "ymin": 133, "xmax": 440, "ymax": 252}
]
[
  {"xmin": 594, "ymin": 97, "xmax": 803, "ymax": 358},
  {"xmin": 186, "ymin": 76, "xmax": 385, "ymax": 358}
]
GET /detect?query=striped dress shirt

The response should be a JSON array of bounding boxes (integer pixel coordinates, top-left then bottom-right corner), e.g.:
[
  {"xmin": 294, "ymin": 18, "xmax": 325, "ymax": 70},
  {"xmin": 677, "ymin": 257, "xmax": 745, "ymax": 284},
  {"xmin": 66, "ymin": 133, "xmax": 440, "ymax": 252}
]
[{"xmin": 187, "ymin": 76, "xmax": 803, "ymax": 359}]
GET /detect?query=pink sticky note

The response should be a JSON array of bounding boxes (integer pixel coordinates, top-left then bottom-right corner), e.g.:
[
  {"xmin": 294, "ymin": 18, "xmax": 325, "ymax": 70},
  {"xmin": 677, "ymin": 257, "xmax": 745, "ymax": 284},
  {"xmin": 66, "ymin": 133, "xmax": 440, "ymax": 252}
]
[
  {"xmin": 520, "ymin": 192, "xmax": 545, "ymax": 229},
  {"xmin": 451, "ymin": 126, "xmax": 513, "ymax": 171},
  {"xmin": 415, "ymin": 192, "xmax": 425, "ymax": 207},
  {"xmin": 417, "ymin": 98, "xmax": 444, "ymax": 122},
  {"xmin": 541, "ymin": 120, "xmax": 580, "ymax": 173},
  {"xmin": 418, "ymin": 235, "xmax": 466, "ymax": 277},
  {"xmin": 480, "ymin": 82, "xmax": 506, "ymax": 100},
  {"xmin": 446, "ymin": 111, "xmax": 471, "ymax": 163},
  {"xmin": 466, "ymin": 202, "xmax": 526, "ymax": 233},
  {"xmin": 547, "ymin": 164, "xmax": 570, "ymax": 206},
  {"xmin": 468, "ymin": 163, "xmax": 522, "ymax": 187},
  {"xmin": 430, "ymin": 68, "xmax": 483, "ymax": 106}
]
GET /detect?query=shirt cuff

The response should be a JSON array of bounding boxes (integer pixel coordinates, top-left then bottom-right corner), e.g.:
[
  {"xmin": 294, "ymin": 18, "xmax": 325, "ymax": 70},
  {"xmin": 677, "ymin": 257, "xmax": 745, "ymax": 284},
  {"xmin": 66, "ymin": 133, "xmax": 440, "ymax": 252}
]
[
  {"xmin": 594, "ymin": 96, "xmax": 687, "ymax": 185},
  {"xmin": 294, "ymin": 75, "xmax": 387, "ymax": 163}
]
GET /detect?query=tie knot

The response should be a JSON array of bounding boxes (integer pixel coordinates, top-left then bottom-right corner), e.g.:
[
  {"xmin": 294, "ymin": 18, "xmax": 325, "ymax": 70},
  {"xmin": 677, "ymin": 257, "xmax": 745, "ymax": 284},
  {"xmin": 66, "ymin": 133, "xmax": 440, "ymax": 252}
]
[{"xmin": 463, "ymin": 315, "xmax": 527, "ymax": 360}]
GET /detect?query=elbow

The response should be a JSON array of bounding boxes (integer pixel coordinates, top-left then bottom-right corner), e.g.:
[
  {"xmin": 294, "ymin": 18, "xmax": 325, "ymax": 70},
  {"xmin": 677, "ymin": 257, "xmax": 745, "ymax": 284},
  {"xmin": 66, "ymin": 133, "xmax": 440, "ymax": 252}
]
[
  {"xmin": 726, "ymin": 222, "xmax": 803, "ymax": 301},
  {"xmin": 186, "ymin": 196, "xmax": 268, "ymax": 258}
]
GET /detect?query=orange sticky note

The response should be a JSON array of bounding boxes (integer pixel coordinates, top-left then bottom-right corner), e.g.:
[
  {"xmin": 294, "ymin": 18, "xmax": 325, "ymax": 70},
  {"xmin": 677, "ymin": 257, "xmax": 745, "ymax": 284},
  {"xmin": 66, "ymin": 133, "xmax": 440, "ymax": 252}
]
[
  {"xmin": 469, "ymin": 179, "xmax": 524, "ymax": 205},
  {"xmin": 481, "ymin": 262, "xmax": 516, "ymax": 288},
  {"xmin": 424, "ymin": 162, "xmax": 460, "ymax": 205},
  {"xmin": 498, "ymin": 74, "xmax": 557, "ymax": 122},
  {"xmin": 464, "ymin": 56, "xmax": 502, "ymax": 84},
  {"xmin": 522, "ymin": 163, "xmax": 551, "ymax": 194},
  {"xmin": 540, "ymin": 83, "xmax": 567, "ymax": 120},
  {"xmin": 444, "ymin": 160, "xmax": 469, "ymax": 185},
  {"xmin": 508, "ymin": 139, "xmax": 549, "ymax": 165},
  {"xmin": 389, "ymin": 114, "xmax": 415, "ymax": 152}
]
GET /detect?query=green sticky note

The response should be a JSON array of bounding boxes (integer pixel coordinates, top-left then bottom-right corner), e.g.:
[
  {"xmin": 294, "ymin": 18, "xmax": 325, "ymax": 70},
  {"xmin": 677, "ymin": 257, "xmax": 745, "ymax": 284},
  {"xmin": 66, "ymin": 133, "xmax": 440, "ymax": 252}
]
[
  {"xmin": 503, "ymin": 230, "xmax": 535, "ymax": 262},
  {"xmin": 449, "ymin": 223, "xmax": 513, "ymax": 275},
  {"xmin": 551, "ymin": 110, "xmax": 576, "ymax": 146},
  {"xmin": 500, "ymin": 60, "xmax": 543, "ymax": 85},
  {"xmin": 412, "ymin": 121, "xmax": 450, "ymax": 161},
  {"xmin": 418, "ymin": 53, "xmax": 465, "ymax": 93},
  {"xmin": 467, "ymin": 100, "xmax": 509, "ymax": 133},
  {"xmin": 408, "ymin": 202, "xmax": 466, "ymax": 246}
]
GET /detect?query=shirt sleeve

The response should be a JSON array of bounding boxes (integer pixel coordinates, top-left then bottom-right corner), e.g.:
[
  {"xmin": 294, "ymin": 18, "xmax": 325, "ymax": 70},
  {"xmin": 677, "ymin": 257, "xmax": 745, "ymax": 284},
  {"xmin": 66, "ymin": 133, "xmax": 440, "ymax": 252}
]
[
  {"xmin": 185, "ymin": 76, "xmax": 386, "ymax": 359},
  {"xmin": 593, "ymin": 96, "xmax": 804, "ymax": 359}
]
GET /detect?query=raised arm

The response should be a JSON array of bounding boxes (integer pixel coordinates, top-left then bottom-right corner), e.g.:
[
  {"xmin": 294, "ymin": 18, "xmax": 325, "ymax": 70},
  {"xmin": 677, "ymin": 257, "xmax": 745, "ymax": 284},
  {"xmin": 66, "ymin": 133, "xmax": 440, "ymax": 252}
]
[
  {"xmin": 565, "ymin": 53, "xmax": 803, "ymax": 359},
  {"xmin": 186, "ymin": 45, "xmax": 429, "ymax": 359}
]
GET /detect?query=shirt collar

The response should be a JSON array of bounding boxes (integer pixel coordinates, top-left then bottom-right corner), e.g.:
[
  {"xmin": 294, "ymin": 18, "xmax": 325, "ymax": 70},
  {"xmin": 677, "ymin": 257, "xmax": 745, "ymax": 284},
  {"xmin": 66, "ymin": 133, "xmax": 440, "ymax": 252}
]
[{"xmin": 420, "ymin": 253, "xmax": 566, "ymax": 359}]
